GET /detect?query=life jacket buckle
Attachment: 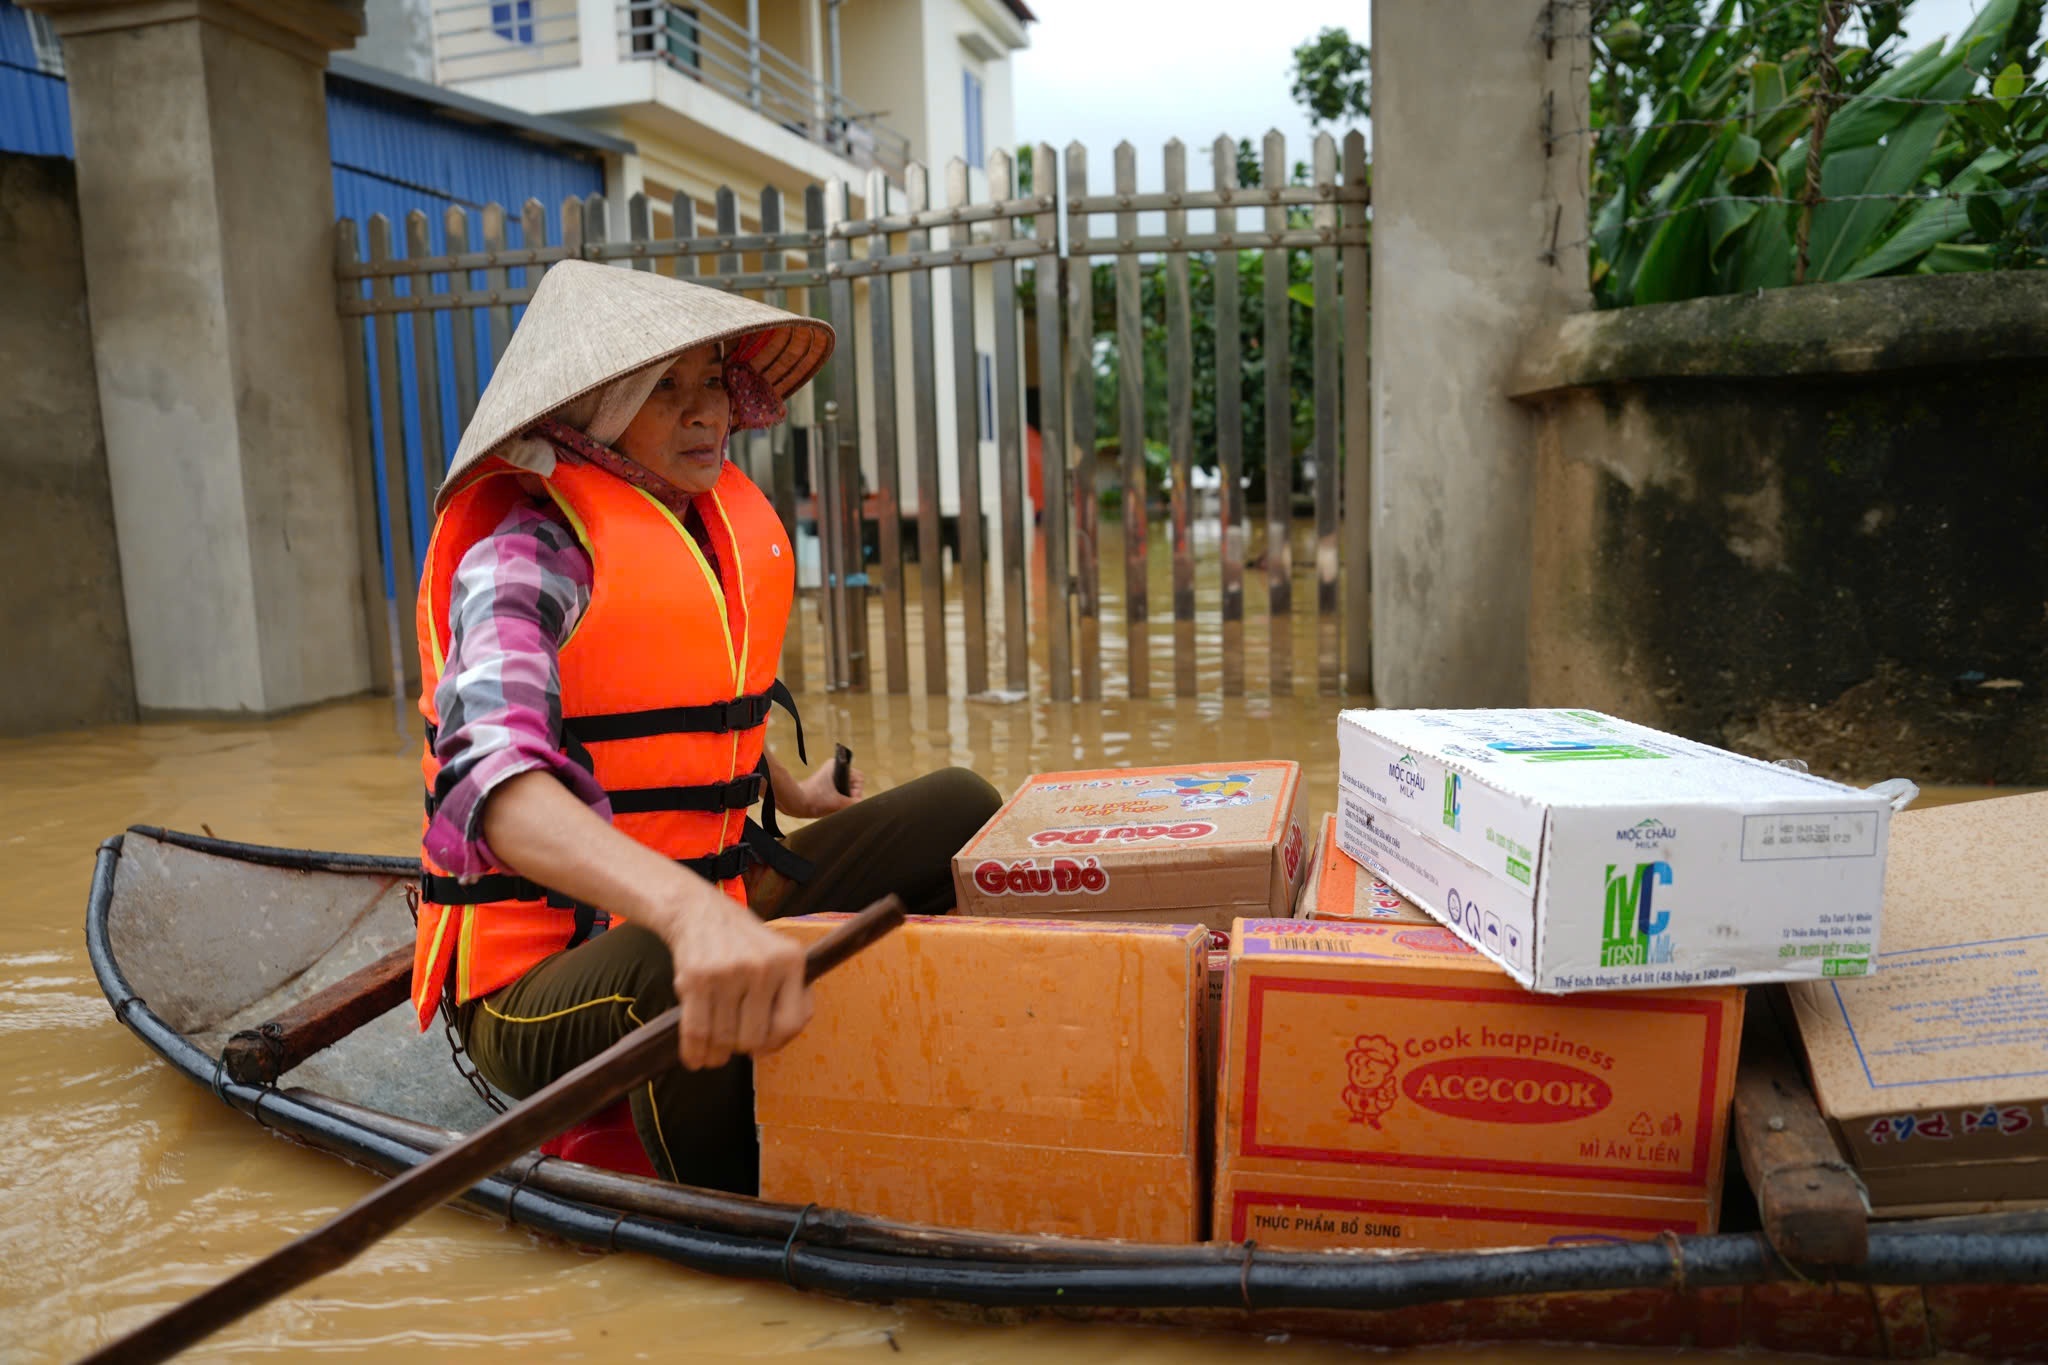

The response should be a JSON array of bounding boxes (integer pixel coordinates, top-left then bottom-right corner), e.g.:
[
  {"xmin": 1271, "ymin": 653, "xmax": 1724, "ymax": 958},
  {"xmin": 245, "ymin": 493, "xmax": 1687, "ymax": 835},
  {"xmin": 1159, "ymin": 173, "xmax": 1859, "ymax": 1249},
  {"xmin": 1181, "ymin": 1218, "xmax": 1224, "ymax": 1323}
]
[
  {"xmin": 716, "ymin": 696, "xmax": 770, "ymax": 731},
  {"xmin": 722, "ymin": 771, "xmax": 768, "ymax": 809}
]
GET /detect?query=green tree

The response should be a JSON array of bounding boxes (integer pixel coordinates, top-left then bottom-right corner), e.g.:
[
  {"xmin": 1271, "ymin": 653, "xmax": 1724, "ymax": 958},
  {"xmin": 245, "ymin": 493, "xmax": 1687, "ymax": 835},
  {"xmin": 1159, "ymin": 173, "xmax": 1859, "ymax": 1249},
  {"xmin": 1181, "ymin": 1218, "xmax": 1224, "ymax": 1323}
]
[{"xmin": 1290, "ymin": 27, "xmax": 1371, "ymax": 127}]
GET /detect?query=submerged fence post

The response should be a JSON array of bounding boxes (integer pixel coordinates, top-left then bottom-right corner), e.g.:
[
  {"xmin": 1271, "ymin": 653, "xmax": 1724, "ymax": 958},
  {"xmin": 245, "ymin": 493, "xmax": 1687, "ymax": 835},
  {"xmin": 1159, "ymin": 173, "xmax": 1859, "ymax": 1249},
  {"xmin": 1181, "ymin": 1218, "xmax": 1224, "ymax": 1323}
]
[
  {"xmin": 1340, "ymin": 130, "xmax": 1372, "ymax": 698},
  {"xmin": 337, "ymin": 219, "xmax": 394, "ymax": 705},
  {"xmin": 866, "ymin": 169, "xmax": 910, "ymax": 694},
  {"xmin": 1262, "ymin": 129, "xmax": 1293, "ymax": 698},
  {"xmin": 1312, "ymin": 132, "xmax": 1341, "ymax": 697},
  {"xmin": 904, "ymin": 162, "xmax": 949, "ymax": 697},
  {"xmin": 1113, "ymin": 141, "xmax": 1149, "ymax": 699},
  {"xmin": 1065, "ymin": 142, "xmax": 1103, "ymax": 701},
  {"xmin": 1164, "ymin": 138, "xmax": 1197, "ymax": 699},
  {"xmin": 947, "ymin": 158, "xmax": 989, "ymax": 695},
  {"xmin": 989, "ymin": 148, "xmax": 1031, "ymax": 695},
  {"xmin": 1032, "ymin": 142, "xmax": 1074, "ymax": 703},
  {"xmin": 1213, "ymin": 135, "xmax": 1247, "ymax": 699}
]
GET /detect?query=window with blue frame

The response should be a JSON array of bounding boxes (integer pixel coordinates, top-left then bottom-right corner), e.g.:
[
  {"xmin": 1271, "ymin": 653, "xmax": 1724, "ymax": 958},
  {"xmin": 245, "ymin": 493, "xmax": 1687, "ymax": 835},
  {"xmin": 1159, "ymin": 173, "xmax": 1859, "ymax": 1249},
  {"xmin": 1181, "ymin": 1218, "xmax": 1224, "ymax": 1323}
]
[
  {"xmin": 962, "ymin": 68, "xmax": 984, "ymax": 169},
  {"xmin": 491, "ymin": 1, "xmax": 535, "ymax": 43}
]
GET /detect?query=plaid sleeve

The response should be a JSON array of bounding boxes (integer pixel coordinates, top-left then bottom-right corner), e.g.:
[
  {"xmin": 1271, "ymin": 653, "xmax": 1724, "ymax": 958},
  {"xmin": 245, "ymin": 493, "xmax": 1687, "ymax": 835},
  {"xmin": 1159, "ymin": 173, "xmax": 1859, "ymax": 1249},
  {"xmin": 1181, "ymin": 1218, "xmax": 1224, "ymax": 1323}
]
[{"xmin": 423, "ymin": 498, "xmax": 611, "ymax": 880}]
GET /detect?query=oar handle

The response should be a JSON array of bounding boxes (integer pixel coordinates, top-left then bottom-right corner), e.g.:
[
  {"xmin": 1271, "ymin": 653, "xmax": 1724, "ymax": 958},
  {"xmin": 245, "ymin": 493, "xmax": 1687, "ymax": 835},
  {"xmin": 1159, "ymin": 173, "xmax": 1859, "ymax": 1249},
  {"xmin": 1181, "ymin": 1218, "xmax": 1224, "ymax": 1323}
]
[{"xmin": 86, "ymin": 893, "xmax": 908, "ymax": 1365}]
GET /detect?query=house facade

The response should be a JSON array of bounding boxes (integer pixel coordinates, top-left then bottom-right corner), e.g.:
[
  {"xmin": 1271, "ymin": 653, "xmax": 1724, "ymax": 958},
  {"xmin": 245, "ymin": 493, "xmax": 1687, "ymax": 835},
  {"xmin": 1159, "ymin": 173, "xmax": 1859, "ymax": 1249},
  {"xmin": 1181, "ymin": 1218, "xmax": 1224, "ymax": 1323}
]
[{"xmin": 365, "ymin": 0, "xmax": 1032, "ymax": 227}]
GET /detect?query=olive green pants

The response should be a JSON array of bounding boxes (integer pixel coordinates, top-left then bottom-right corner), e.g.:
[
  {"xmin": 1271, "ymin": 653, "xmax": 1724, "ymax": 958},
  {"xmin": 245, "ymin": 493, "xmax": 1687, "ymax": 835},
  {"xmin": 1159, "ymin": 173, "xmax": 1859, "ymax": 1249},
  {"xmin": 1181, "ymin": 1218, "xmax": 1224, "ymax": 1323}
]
[{"xmin": 459, "ymin": 766, "xmax": 1002, "ymax": 1194}]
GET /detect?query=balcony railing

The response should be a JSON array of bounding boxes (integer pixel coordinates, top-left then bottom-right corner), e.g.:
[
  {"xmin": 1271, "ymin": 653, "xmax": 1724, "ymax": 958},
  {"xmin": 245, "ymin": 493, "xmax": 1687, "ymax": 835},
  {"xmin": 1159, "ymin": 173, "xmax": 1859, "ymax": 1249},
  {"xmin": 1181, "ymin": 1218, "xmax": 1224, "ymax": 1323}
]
[{"xmin": 620, "ymin": 1, "xmax": 911, "ymax": 179}]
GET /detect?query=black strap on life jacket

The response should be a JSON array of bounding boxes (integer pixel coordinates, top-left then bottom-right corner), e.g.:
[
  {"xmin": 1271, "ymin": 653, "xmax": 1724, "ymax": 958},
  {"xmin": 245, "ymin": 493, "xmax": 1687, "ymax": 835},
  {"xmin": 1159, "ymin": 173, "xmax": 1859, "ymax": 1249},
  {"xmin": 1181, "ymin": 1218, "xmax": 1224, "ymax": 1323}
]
[{"xmin": 420, "ymin": 815, "xmax": 814, "ymax": 916}]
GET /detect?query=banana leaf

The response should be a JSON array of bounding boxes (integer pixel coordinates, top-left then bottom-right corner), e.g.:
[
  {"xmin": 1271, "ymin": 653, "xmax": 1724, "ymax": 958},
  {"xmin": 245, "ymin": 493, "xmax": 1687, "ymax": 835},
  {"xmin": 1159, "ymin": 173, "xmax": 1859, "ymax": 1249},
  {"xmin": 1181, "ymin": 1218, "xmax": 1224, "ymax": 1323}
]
[
  {"xmin": 1630, "ymin": 126, "xmax": 1742, "ymax": 304},
  {"xmin": 1840, "ymin": 148, "xmax": 2015, "ymax": 280},
  {"xmin": 1726, "ymin": 201, "xmax": 1795, "ymax": 293},
  {"xmin": 1806, "ymin": 104, "xmax": 1952, "ymax": 280},
  {"xmin": 1919, "ymin": 242, "xmax": 1997, "ymax": 271},
  {"xmin": 1621, "ymin": 0, "xmax": 1738, "ymax": 199}
]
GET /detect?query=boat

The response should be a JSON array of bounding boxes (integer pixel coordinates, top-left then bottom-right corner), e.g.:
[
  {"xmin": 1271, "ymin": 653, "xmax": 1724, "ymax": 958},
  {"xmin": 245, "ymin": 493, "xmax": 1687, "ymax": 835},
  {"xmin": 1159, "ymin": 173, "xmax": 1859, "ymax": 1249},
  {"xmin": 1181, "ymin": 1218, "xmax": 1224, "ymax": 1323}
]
[{"xmin": 87, "ymin": 825, "xmax": 2048, "ymax": 1360}]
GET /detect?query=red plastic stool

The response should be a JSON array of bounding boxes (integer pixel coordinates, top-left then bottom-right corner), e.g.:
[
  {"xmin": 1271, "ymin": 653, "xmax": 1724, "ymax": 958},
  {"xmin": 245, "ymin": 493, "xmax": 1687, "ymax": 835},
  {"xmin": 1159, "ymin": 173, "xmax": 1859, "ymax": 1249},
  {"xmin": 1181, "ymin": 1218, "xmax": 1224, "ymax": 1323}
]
[{"xmin": 539, "ymin": 1098, "xmax": 659, "ymax": 1178}]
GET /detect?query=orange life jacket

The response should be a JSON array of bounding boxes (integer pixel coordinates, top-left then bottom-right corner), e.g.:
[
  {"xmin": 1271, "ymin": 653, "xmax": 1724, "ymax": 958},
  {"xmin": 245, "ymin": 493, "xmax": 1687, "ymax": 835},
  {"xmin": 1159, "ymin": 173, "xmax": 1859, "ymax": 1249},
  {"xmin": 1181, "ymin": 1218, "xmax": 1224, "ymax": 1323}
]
[{"xmin": 410, "ymin": 452, "xmax": 804, "ymax": 1031}]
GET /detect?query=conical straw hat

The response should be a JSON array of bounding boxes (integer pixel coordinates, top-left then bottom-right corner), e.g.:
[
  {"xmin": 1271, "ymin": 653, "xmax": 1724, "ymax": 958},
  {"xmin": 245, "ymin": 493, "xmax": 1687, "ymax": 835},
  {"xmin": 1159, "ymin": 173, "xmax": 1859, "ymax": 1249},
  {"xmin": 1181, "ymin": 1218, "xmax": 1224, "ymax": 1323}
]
[{"xmin": 438, "ymin": 259, "xmax": 834, "ymax": 507}]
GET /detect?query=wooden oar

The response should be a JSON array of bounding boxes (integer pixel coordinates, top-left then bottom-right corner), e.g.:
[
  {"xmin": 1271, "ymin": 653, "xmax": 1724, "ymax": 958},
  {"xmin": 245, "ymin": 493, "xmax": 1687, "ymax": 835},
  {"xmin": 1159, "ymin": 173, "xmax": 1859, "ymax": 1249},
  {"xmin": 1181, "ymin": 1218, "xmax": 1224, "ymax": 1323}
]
[{"xmin": 88, "ymin": 894, "xmax": 907, "ymax": 1365}]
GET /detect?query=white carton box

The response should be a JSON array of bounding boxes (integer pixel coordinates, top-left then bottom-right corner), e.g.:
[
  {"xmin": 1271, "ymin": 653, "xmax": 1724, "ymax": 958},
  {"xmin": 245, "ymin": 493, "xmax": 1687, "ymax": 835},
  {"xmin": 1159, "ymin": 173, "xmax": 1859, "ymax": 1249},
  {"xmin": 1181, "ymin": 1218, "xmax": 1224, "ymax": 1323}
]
[{"xmin": 1336, "ymin": 707, "xmax": 1893, "ymax": 993}]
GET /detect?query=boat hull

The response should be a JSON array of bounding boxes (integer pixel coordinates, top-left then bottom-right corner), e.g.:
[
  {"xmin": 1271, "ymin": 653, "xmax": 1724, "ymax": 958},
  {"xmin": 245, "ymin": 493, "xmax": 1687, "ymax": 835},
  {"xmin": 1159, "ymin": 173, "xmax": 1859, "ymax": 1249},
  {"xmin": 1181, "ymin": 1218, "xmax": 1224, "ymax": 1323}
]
[{"xmin": 85, "ymin": 827, "xmax": 2048, "ymax": 1359}]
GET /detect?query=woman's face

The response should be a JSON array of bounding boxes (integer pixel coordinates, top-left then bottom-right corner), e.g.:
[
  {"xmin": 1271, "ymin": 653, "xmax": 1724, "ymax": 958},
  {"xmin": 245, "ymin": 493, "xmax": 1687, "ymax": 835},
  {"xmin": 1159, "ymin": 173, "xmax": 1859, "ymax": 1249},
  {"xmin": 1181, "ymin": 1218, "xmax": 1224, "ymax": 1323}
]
[{"xmin": 615, "ymin": 344, "xmax": 730, "ymax": 494}]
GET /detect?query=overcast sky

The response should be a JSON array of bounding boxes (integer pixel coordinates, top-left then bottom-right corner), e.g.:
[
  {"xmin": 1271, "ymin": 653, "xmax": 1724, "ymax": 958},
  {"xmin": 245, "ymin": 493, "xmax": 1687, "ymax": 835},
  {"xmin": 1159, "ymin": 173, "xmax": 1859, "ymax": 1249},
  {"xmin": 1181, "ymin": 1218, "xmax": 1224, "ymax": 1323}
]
[{"xmin": 1013, "ymin": 0, "xmax": 2001, "ymax": 195}]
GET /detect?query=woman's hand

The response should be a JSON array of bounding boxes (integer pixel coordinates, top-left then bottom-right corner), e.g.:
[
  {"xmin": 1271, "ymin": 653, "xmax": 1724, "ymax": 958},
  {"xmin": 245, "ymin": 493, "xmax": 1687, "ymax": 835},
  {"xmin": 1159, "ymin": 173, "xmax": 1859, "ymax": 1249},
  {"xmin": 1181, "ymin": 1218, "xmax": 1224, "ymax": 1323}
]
[
  {"xmin": 657, "ymin": 883, "xmax": 813, "ymax": 1070},
  {"xmin": 767, "ymin": 749, "xmax": 866, "ymax": 820}
]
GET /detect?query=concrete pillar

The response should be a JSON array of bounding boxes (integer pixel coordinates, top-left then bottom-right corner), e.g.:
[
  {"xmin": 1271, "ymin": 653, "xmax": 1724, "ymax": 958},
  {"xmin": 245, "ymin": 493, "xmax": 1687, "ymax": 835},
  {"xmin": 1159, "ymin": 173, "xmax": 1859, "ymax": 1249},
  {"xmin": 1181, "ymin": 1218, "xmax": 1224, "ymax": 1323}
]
[
  {"xmin": 1368, "ymin": 0, "xmax": 1589, "ymax": 706},
  {"xmin": 28, "ymin": 0, "xmax": 372, "ymax": 714}
]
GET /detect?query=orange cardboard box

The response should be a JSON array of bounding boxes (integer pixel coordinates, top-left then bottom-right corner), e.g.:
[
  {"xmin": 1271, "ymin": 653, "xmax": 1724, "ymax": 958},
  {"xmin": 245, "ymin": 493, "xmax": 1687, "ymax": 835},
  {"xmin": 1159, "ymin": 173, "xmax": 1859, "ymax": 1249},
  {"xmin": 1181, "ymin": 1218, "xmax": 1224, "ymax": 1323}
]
[
  {"xmin": 757, "ymin": 914, "xmax": 1209, "ymax": 1242},
  {"xmin": 952, "ymin": 761, "xmax": 1308, "ymax": 933},
  {"xmin": 1298, "ymin": 814, "xmax": 1435, "ymax": 924},
  {"xmin": 1216, "ymin": 918, "xmax": 1743, "ymax": 1251}
]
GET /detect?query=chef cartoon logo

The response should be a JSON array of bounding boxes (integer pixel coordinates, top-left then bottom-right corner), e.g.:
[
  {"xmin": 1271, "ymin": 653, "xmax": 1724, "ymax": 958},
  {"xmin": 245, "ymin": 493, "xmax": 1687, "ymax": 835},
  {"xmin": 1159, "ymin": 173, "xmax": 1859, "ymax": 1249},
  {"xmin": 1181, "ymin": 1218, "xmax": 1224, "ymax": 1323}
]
[
  {"xmin": 1142, "ymin": 772, "xmax": 1269, "ymax": 810},
  {"xmin": 1343, "ymin": 1034, "xmax": 1402, "ymax": 1128}
]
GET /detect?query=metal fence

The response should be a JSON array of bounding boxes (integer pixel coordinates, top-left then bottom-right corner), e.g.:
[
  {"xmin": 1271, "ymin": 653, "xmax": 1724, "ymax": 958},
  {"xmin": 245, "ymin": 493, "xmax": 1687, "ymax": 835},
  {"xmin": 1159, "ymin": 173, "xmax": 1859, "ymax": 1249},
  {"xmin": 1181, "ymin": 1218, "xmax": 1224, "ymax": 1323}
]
[{"xmin": 334, "ymin": 131, "xmax": 1371, "ymax": 710}]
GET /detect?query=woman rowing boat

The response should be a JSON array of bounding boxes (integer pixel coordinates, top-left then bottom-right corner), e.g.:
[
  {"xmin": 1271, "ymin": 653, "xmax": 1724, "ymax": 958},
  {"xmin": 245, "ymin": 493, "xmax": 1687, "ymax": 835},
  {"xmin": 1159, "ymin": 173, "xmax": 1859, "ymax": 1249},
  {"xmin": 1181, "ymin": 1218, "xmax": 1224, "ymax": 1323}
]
[{"xmin": 409, "ymin": 261, "xmax": 1000, "ymax": 1194}]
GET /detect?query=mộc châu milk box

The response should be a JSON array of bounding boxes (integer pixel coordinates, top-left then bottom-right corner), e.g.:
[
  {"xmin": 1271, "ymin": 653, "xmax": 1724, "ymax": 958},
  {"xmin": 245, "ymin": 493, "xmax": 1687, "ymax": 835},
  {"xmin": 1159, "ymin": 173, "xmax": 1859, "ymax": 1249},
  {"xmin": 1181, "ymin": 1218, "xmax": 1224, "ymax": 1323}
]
[
  {"xmin": 1298, "ymin": 813, "xmax": 1435, "ymax": 924},
  {"xmin": 1334, "ymin": 707, "xmax": 1907, "ymax": 993},
  {"xmin": 1214, "ymin": 917, "xmax": 1744, "ymax": 1251},
  {"xmin": 952, "ymin": 761, "xmax": 1309, "ymax": 934}
]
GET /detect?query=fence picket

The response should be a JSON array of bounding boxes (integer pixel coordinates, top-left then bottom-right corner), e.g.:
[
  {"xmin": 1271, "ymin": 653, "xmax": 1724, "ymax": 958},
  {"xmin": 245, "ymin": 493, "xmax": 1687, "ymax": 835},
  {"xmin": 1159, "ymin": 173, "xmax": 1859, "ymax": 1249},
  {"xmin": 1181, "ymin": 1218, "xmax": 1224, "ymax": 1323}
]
[
  {"xmin": 905, "ymin": 164, "xmax": 948, "ymax": 697},
  {"xmin": 1033, "ymin": 143, "xmax": 1073, "ymax": 703},
  {"xmin": 523, "ymin": 198, "xmax": 550, "ymax": 294},
  {"xmin": 1312, "ymin": 132, "xmax": 1341, "ymax": 697},
  {"xmin": 716, "ymin": 187, "xmax": 742, "ymax": 282},
  {"xmin": 1341, "ymin": 130, "xmax": 1371, "ymax": 698},
  {"xmin": 946, "ymin": 158, "xmax": 989, "ymax": 696},
  {"xmin": 628, "ymin": 192, "xmax": 653, "ymax": 271},
  {"xmin": 404, "ymin": 211, "xmax": 449, "ymax": 495},
  {"xmin": 810, "ymin": 185, "xmax": 845, "ymax": 686},
  {"xmin": 337, "ymin": 219, "xmax": 393, "ymax": 701},
  {"xmin": 673, "ymin": 194, "xmax": 697, "ymax": 279},
  {"xmin": 1212, "ymin": 136, "xmax": 1246, "ymax": 698},
  {"xmin": 826, "ymin": 181, "xmax": 868, "ymax": 688},
  {"xmin": 866, "ymin": 169, "xmax": 909, "ymax": 694},
  {"xmin": 760, "ymin": 185, "xmax": 803, "ymax": 692},
  {"xmin": 1165, "ymin": 139, "xmax": 1196, "ymax": 698},
  {"xmin": 1113, "ymin": 142, "xmax": 1149, "ymax": 699},
  {"xmin": 481, "ymin": 202, "xmax": 512, "ymax": 363},
  {"xmin": 989, "ymin": 149, "xmax": 1030, "ymax": 694},
  {"xmin": 335, "ymin": 134, "xmax": 1370, "ymax": 708},
  {"xmin": 1262, "ymin": 130, "xmax": 1293, "ymax": 697},
  {"xmin": 1065, "ymin": 142, "xmax": 1102, "ymax": 701},
  {"xmin": 444, "ymin": 207, "xmax": 481, "ymax": 434},
  {"xmin": 366, "ymin": 214, "xmax": 421, "ymax": 692}
]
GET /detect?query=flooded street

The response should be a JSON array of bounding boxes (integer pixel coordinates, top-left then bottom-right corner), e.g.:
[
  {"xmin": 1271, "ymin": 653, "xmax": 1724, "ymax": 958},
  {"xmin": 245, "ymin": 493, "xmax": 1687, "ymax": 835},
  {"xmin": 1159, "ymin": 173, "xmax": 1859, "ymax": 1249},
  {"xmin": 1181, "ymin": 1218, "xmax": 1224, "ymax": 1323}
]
[{"xmin": 0, "ymin": 527, "xmax": 2010, "ymax": 1361}]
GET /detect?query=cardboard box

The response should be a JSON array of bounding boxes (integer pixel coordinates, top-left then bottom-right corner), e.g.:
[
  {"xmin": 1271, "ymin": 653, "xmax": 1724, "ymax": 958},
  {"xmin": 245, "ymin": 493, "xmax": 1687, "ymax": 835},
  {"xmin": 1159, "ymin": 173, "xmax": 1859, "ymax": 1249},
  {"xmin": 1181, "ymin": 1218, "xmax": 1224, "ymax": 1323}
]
[
  {"xmin": 1790, "ymin": 792, "xmax": 2048, "ymax": 1216},
  {"xmin": 1215, "ymin": 917, "xmax": 1743, "ymax": 1251},
  {"xmin": 1299, "ymin": 814, "xmax": 1435, "ymax": 924},
  {"xmin": 757, "ymin": 914, "xmax": 1208, "ymax": 1242},
  {"xmin": 1336, "ymin": 708, "xmax": 1894, "ymax": 992},
  {"xmin": 954, "ymin": 762, "xmax": 1308, "ymax": 933}
]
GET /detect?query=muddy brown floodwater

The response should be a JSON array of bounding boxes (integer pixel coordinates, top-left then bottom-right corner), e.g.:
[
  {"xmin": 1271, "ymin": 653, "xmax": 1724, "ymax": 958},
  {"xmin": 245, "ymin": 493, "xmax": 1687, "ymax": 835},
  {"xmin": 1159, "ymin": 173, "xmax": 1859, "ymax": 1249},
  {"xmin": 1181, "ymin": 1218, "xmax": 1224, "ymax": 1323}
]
[{"xmin": 0, "ymin": 533, "xmax": 2015, "ymax": 1360}]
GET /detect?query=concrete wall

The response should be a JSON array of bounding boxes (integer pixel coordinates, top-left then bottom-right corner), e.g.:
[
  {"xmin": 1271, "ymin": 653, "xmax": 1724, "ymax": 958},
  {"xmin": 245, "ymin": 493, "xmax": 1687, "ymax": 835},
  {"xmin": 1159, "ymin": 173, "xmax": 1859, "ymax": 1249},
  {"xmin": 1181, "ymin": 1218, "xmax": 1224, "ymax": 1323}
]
[
  {"xmin": 1514, "ymin": 272, "xmax": 2048, "ymax": 784},
  {"xmin": 0, "ymin": 152, "xmax": 134, "ymax": 734},
  {"xmin": 1368, "ymin": 0, "xmax": 1589, "ymax": 707}
]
